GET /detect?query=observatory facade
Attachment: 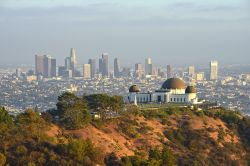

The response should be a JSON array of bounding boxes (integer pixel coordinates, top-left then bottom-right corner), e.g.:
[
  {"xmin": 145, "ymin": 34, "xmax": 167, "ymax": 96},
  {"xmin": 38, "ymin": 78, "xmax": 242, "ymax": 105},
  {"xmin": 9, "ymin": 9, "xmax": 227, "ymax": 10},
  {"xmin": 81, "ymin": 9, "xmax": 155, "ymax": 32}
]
[{"xmin": 125, "ymin": 78, "xmax": 200, "ymax": 105}]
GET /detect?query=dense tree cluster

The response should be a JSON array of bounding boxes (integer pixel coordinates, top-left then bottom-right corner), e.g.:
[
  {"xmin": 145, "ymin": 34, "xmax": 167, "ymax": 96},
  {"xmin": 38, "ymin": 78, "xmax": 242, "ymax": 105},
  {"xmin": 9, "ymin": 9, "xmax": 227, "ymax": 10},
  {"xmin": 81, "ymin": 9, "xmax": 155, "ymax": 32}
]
[
  {"xmin": 0, "ymin": 107, "xmax": 105, "ymax": 166},
  {"xmin": 105, "ymin": 147, "xmax": 176, "ymax": 166},
  {"xmin": 46, "ymin": 92, "xmax": 124, "ymax": 129}
]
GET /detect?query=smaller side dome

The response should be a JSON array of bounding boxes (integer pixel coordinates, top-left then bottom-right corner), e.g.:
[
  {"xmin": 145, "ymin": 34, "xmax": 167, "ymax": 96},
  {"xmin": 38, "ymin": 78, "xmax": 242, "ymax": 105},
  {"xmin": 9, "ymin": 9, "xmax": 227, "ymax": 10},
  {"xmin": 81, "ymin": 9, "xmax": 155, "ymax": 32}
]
[
  {"xmin": 129, "ymin": 85, "xmax": 140, "ymax": 93},
  {"xmin": 185, "ymin": 86, "xmax": 197, "ymax": 93}
]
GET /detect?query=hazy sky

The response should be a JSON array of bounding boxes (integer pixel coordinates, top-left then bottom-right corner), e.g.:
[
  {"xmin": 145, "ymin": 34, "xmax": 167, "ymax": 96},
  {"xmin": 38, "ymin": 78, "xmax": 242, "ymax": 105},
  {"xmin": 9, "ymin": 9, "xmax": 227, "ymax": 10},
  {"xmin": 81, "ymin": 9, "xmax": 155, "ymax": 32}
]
[{"xmin": 0, "ymin": 0, "xmax": 249, "ymax": 67}]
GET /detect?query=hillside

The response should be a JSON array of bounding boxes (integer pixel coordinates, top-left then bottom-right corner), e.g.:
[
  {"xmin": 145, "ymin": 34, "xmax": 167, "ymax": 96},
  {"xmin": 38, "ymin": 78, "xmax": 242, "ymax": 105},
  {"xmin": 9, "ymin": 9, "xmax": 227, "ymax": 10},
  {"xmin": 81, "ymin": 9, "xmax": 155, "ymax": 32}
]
[
  {"xmin": 45, "ymin": 106, "xmax": 247, "ymax": 165},
  {"xmin": 1, "ymin": 93, "xmax": 250, "ymax": 166}
]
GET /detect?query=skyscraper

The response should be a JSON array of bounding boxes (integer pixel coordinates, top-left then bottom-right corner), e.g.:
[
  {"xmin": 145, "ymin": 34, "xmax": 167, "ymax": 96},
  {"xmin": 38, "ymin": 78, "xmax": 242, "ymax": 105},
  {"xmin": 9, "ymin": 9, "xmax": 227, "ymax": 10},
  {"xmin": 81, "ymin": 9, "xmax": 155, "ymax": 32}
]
[
  {"xmin": 145, "ymin": 58, "xmax": 153, "ymax": 75},
  {"xmin": 35, "ymin": 55, "xmax": 44, "ymax": 76},
  {"xmin": 65, "ymin": 57, "xmax": 71, "ymax": 70},
  {"xmin": 210, "ymin": 61, "xmax": 218, "ymax": 80},
  {"xmin": 167, "ymin": 65, "xmax": 172, "ymax": 79},
  {"xmin": 114, "ymin": 58, "xmax": 121, "ymax": 78},
  {"xmin": 83, "ymin": 64, "xmax": 91, "ymax": 79},
  {"xmin": 43, "ymin": 55, "xmax": 52, "ymax": 78},
  {"xmin": 58, "ymin": 66, "xmax": 66, "ymax": 77},
  {"xmin": 51, "ymin": 58, "xmax": 57, "ymax": 77},
  {"xmin": 70, "ymin": 48, "xmax": 77, "ymax": 70},
  {"xmin": 98, "ymin": 58, "xmax": 102, "ymax": 74},
  {"xmin": 35, "ymin": 54, "xmax": 56, "ymax": 78},
  {"xmin": 101, "ymin": 53, "xmax": 109, "ymax": 77},
  {"xmin": 135, "ymin": 63, "xmax": 143, "ymax": 78},
  {"xmin": 188, "ymin": 66, "xmax": 195, "ymax": 78},
  {"xmin": 88, "ymin": 59, "xmax": 96, "ymax": 79}
]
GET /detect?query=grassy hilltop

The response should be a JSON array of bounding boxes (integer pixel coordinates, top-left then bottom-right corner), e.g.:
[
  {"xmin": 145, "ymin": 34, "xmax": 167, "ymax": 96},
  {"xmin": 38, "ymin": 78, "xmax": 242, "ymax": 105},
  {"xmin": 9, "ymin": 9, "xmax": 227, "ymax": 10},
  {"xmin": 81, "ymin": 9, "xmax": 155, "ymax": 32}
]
[{"xmin": 1, "ymin": 92, "xmax": 250, "ymax": 166}]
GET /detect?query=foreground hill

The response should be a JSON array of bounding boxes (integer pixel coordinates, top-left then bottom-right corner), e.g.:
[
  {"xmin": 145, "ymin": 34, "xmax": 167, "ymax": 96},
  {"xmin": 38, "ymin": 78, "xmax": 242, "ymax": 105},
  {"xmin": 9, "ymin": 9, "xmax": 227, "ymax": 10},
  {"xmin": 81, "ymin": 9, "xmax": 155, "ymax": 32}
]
[
  {"xmin": 45, "ymin": 106, "xmax": 248, "ymax": 165},
  {"xmin": 1, "ymin": 93, "xmax": 250, "ymax": 165}
]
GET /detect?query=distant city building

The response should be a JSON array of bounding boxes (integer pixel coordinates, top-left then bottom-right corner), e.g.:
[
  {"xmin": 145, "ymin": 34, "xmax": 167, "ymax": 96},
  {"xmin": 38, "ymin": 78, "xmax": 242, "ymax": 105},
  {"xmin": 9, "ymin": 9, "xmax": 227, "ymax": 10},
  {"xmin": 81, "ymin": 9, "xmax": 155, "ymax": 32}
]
[
  {"xmin": 43, "ymin": 55, "xmax": 52, "ymax": 78},
  {"xmin": 135, "ymin": 63, "xmax": 143, "ymax": 78},
  {"xmin": 65, "ymin": 57, "xmax": 71, "ymax": 70},
  {"xmin": 88, "ymin": 59, "xmax": 96, "ymax": 79},
  {"xmin": 35, "ymin": 55, "xmax": 44, "ymax": 76},
  {"xmin": 167, "ymin": 65, "xmax": 172, "ymax": 79},
  {"xmin": 35, "ymin": 54, "xmax": 56, "ymax": 78},
  {"xmin": 153, "ymin": 67, "xmax": 158, "ymax": 76},
  {"xmin": 58, "ymin": 66, "xmax": 67, "ymax": 77},
  {"xmin": 210, "ymin": 61, "xmax": 218, "ymax": 80},
  {"xmin": 27, "ymin": 70, "xmax": 35, "ymax": 76},
  {"xmin": 114, "ymin": 58, "xmax": 121, "ymax": 78},
  {"xmin": 51, "ymin": 58, "xmax": 57, "ymax": 77},
  {"xmin": 26, "ymin": 75, "xmax": 37, "ymax": 82},
  {"xmin": 70, "ymin": 48, "xmax": 77, "ymax": 71},
  {"xmin": 98, "ymin": 58, "xmax": 103, "ymax": 74},
  {"xmin": 83, "ymin": 64, "xmax": 91, "ymax": 79},
  {"xmin": 145, "ymin": 58, "xmax": 153, "ymax": 75},
  {"xmin": 188, "ymin": 66, "xmax": 195, "ymax": 78},
  {"xmin": 158, "ymin": 68, "xmax": 165, "ymax": 78},
  {"xmin": 43, "ymin": 55, "xmax": 56, "ymax": 78},
  {"xmin": 16, "ymin": 68, "xmax": 22, "ymax": 78},
  {"xmin": 122, "ymin": 67, "xmax": 131, "ymax": 77},
  {"xmin": 74, "ymin": 70, "xmax": 81, "ymax": 77},
  {"xmin": 100, "ymin": 53, "xmax": 109, "ymax": 77},
  {"xmin": 196, "ymin": 72, "xmax": 205, "ymax": 81},
  {"xmin": 66, "ymin": 69, "xmax": 73, "ymax": 78}
]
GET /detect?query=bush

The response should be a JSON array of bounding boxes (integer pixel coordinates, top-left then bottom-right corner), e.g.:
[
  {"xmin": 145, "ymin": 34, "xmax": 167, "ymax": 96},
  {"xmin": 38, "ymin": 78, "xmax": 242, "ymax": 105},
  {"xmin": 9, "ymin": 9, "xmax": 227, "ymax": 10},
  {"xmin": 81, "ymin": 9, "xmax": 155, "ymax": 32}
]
[
  {"xmin": 0, "ymin": 153, "xmax": 6, "ymax": 166},
  {"xmin": 15, "ymin": 145, "xmax": 28, "ymax": 156},
  {"xmin": 68, "ymin": 138, "xmax": 104, "ymax": 164},
  {"xmin": 60, "ymin": 107, "xmax": 91, "ymax": 130},
  {"xmin": 118, "ymin": 122, "xmax": 140, "ymax": 138}
]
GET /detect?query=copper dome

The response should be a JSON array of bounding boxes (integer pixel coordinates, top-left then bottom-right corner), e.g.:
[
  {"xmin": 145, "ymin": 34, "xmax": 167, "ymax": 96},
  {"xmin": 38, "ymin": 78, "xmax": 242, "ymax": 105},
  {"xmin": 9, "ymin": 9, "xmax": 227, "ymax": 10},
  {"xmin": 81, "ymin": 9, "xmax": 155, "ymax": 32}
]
[
  {"xmin": 129, "ymin": 85, "xmax": 140, "ymax": 93},
  {"xmin": 162, "ymin": 78, "xmax": 186, "ymax": 89}
]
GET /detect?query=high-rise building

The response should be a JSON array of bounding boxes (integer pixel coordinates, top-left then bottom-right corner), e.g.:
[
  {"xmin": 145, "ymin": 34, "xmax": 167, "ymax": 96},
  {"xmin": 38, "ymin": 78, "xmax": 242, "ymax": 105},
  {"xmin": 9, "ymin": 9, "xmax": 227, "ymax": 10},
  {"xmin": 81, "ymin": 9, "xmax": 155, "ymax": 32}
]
[
  {"xmin": 145, "ymin": 58, "xmax": 153, "ymax": 75},
  {"xmin": 114, "ymin": 58, "xmax": 121, "ymax": 78},
  {"xmin": 88, "ymin": 59, "xmax": 96, "ymax": 79},
  {"xmin": 167, "ymin": 65, "xmax": 172, "ymax": 79},
  {"xmin": 83, "ymin": 64, "xmax": 91, "ymax": 79},
  {"xmin": 196, "ymin": 72, "xmax": 205, "ymax": 81},
  {"xmin": 51, "ymin": 58, "xmax": 57, "ymax": 77},
  {"xmin": 35, "ymin": 55, "xmax": 44, "ymax": 76},
  {"xmin": 43, "ymin": 55, "xmax": 52, "ymax": 78},
  {"xmin": 135, "ymin": 63, "xmax": 143, "ymax": 78},
  {"xmin": 98, "ymin": 58, "xmax": 103, "ymax": 74},
  {"xmin": 70, "ymin": 48, "xmax": 77, "ymax": 70},
  {"xmin": 65, "ymin": 57, "xmax": 71, "ymax": 70},
  {"xmin": 66, "ymin": 69, "xmax": 73, "ymax": 78},
  {"xmin": 210, "ymin": 61, "xmax": 218, "ymax": 80},
  {"xmin": 16, "ymin": 68, "xmax": 22, "ymax": 78},
  {"xmin": 35, "ymin": 54, "xmax": 56, "ymax": 78},
  {"xmin": 101, "ymin": 53, "xmax": 109, "ymax": 77},
  {"xmin": 188, "ymin": 66, "xmax": 195, "ymax": 78},
  {"xmin": 58, "ymin": 66, "xmax": 66, "ymax": 77}
]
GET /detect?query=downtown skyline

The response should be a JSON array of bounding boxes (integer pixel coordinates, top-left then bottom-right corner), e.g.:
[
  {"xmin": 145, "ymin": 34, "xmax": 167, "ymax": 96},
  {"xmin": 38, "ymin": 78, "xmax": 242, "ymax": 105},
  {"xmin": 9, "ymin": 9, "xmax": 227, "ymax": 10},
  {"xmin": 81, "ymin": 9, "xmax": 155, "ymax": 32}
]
[{"xmin": 31, "ymin": 48, "xmax": 218, "ymax": 82}]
